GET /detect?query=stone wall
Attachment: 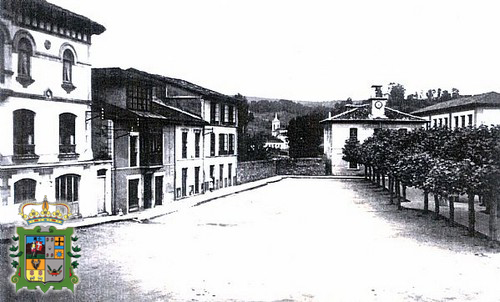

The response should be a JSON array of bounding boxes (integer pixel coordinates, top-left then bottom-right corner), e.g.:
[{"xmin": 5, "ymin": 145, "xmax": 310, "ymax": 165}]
[{"xmin": 237, "ymin": 158, "xmax": 326, "ymax": 184}]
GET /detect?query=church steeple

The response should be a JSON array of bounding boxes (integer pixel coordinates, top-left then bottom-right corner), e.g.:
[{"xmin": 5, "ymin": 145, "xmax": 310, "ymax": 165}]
[{"xmin": 272, "ymin": 113, "xmax": 280, "ymax": 137}]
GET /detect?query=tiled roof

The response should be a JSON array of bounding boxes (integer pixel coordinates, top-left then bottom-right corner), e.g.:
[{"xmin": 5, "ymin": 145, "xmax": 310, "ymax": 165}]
[
  {"xmin": 96, "ymin": 102, "xmax": 207, "ymax": 126},
  {"xmin": 412, "ymin": 92, "xmax": 500, "ymax": 115},
  {"xmin": 320, "ymin": 104, "xmax": 426, "ymax": 123},
  {"xmin": 4, "ymin": 0, "xmax": 105, "ymax": 35}
]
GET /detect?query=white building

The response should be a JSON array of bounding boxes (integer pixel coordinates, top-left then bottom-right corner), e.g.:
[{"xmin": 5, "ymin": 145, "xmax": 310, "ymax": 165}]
[
  {"xmin": 0, "ymin": 0, "xmax": 109, "ymax": 223},
  {"xmin": 412, "ymin": 91, "xmax": 500, "ymax": 128},
  {"xmin": 265, "ymin": 113, "xmax": 289, "ymax": 152},
  {"xmin": 321, "ymin": 86, "xmax": 428, "ymax": 175}
]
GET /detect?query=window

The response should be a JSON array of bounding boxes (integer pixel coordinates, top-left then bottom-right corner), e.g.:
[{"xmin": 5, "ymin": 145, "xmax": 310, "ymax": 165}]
[
  {"xmin": 55, "ymin": 174, "xmax": 80, "ymax": 202},
  {"xmin": 17, "ymin": 38, "xmax": 32, "ymax": 77},
  {"xmin": 444, "ymin": 117, "xmax": 448, "ymax": 128},
  {"xmin": 454, "ymin": 116, "xmax": 459, "ymax": 128},
  {"xmin": 195, "ymin": 132, "xmax": 200, "ymax": 158},
  {"xmin": 14, "ymin": 179, "xmax": 36, "ymax": 204},
  {"xmin": 349, "ymin": 128, "xmax": 357, "ymax": 141},
  {"xmin": 229, "ymin": 106, "xmax": 234, "ymax": 124},
  {"xmin": 126, "ymin": 84, "xmax": 152, "ymax": 111},
  {"xmin": 210, "ymin": 102, "xmax": 216, "ymax": 124},
  {"xmin": 224, "ymin": 105, "xmax": 229, "ymax": 123},
  {"xmin": 129, "ymin": 134, "xmax": 139, "ymax": 167},
  {"xmin": 143, "ymin": 128, "xmax": 162, "ymax": 165},
  {"xmin": 438, "ymin": 118, "xmax": 442, "ymax": 127},
  {"xmin": 62, "ymin": 49, "xmax": 74, "ymax": 83},
  {"xmin": 210, "ymin": 133, "xmax": 215, "ymax": 156},
  {"xmin": 194, "ymin": 166, "xmax": 200, "ymax": 194},
  {"xmin": 220, "ymin": 104, "xmax": 226, "ymax": 123},
  {"xmin": 349, "ymin": 161, "xmax": 358, "ymax": 169},
  {"xmin": 433, "ymin": 119, "xmax": 437, "ymax": 128},
  {"xmin": 228, "ymin": 163, "xmax": 232, "ymax": 186},
  {"xmin": 461, "ymin": 115, "xmax": 466, "ymax": 127},
  {"xmin": 229, "ymin": 134, "xmax": 235, "ymax": 154},
  {"xmin": 219, "ymin": 133, "xmax": 225, "ymax": 155},
  {"xmin": 13, "ymin": 109, "xmax": 35, "ymax": 156},
  {"xmin": 59, "ymin": 113, "xmax": 76, "ymax": 154},
  {"xmin": 215, "ymin": 103, "xmax": 220, "ymax": 123},
  {"xmin": 181, "ymin": 131, "xmax": 188, "ymax": 159},
  {"xmin": 468, "ymin": 114, "xmax": 473, "ymax": 126}
]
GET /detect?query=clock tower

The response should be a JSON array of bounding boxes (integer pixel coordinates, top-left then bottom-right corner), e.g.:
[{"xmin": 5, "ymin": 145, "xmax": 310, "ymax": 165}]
[{"xmin": 370, "ymin": 85, "xmax": 387, "ymax": 119}]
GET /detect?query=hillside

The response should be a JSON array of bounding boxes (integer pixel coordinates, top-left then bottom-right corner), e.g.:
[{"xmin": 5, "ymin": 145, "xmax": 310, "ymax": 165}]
[{"xmin": 246, "ymin": 98, "xmax": 336, "ymax": 135}]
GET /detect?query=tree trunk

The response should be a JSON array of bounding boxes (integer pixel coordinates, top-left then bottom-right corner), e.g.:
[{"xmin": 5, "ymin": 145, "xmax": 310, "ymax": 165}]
[
  {"xmin": 468, "ymin": 192, "xmax": 476, "ymax": 236},
  {"xmin": 382, "ymin": 174, "xmax": 386, "ymax": 190},
  {"xmin": 479, "ymin": 195, "xmax": 484, "ymax": 206},
  {"xmin": 396, "ymin": 179, "xmax": 402, "ymax": 210},
  {"xmin": 402, "ymin": 185, "xmax": 407, "ymax": 202},
  {"xmin": 448, "ymin": 195, "xmax": 454, "ymax": 227},
  {"xmin": 423, "ymin": 190, "xmax": 429, "ymax": 214},
  {"xmin": 485, "ymin": 194, "xmax": 491, "ymax": 214},
  {"xmin": 364, "ymin": 166, "xmax": 368, "ymax": 180},
  {"xmin": 376, "ymin": 172, "xmax": 381, "ymax": 187},
  {"xmin": 434, "ymin": 194, "xmax": 440, "ymax": 219},
  {"xmin": 389, "ymin": 177, "xmax": 394, "ymax": 205},
  {"xmin": 489, "ymin": 192, "xmax": 497, "ymax": 241}
]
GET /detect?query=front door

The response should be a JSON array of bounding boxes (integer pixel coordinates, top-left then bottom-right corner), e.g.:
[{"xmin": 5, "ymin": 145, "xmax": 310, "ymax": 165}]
[
  {"xmin": 194, "ymin": 167, "xmax": 200, "ymax": 194},
  {"xmin": 97, "ymin": 177, "xmax": 106, "ymax": 213},
  {"xmin": 144, "ymin": 174, "xmax": 152, "ymax": 209},
  {"xmin": 181, "ymin": 168, "xmax": 187, "ymax": 197},
  {"xmin": 155, "ymin": 176, "xmax": 163, "ymax": 206},
  {"xmin": 128, "ymin": 179, "xmax": 139, "ymax": 210}
]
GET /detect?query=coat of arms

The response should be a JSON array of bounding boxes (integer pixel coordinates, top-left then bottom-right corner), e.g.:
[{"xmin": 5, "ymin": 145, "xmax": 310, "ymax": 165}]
[{"xmin": 9, "ymin": 196, "xmax": 81, "ymax": 293}]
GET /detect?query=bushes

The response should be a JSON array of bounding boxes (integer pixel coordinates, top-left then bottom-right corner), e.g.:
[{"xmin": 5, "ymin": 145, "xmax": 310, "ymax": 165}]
[{"xmin": 343, "ymin": 125, "xmax": 500, "ymax": 240}]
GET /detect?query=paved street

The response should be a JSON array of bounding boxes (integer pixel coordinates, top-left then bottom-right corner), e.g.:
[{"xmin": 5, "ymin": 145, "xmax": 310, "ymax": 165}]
[{"xmin": 1, "ymin": 178, "xmax": 500, "ymax": 301}]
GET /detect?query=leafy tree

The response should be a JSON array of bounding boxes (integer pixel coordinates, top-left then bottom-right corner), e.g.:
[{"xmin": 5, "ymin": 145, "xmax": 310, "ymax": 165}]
[
  {"xmin": 288, "ymin": 111, "xmax": 324, "ymax": 158},
  {"xmin": 388, "ymin": 83, "xmax": 406, "ymax": 109}
]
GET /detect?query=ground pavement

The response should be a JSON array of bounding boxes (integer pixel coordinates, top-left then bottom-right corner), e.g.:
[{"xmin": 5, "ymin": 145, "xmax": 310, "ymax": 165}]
[{"xmin": 1, "ymin": 178, "xmax": 499, "ymax": 301}]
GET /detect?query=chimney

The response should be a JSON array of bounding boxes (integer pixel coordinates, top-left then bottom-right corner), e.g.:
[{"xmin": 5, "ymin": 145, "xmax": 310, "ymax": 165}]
[{"xmin": 370, "ymin": 85, "xmax": 387, "ymax": 119}]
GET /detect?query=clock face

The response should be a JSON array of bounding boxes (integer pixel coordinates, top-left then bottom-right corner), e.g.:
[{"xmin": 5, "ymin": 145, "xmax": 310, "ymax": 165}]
[{"xmin": 374, "ymin": 101, "xmax": 383, "ymax": 109}]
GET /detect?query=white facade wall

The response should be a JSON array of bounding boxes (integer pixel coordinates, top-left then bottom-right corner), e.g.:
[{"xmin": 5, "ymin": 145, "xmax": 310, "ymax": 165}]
[
  {"xmin": 0, "ymin": 10, "xmax": 110, "ymax": 224},
  {"xmin": 324, "ymin": 122, "xmax": 423, "ymax": 175},
  {"xmin": 203, "ymin": 125, "xmax": 238, "ymax": 190},
  {"xmin": 420, "ymin": 107, "xmax": 500, "ymax": 129},
  {"xmin": 174, "ymin": 125, "xmax": 204, "ymax": 198}
]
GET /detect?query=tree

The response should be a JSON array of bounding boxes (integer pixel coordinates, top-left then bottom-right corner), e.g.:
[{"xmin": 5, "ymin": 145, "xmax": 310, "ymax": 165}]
[
  {"xmin": 235, "ymin": 94, "xmax": 253, "ymax": 161},
  {"xmin": 288, "ymin": 112, "xmax": 324, "ymax": 158},
  {"xmin": 451, "ymin": 88, "xmax": 460, "ymax": 99},
  {"xmin": 388, "ymin": 83, "xmax": 406, "ymax": 110}
]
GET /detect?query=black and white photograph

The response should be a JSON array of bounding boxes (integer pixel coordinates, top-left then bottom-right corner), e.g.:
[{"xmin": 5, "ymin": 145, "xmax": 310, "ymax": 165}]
[{"xmin": 1, "ymin": 0, "xmax": 500, "ymax": 301}]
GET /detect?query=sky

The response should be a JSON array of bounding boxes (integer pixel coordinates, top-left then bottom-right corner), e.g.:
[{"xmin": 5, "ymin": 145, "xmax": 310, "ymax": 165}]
[{"xmin": 48, "ymin": 0, "xmax": 500, "ymax": 101}]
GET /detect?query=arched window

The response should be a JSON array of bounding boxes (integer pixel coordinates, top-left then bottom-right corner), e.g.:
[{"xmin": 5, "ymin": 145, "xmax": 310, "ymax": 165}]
[
  {"xmin": 55, "ymin": 174, "xmax": 80, "ymax": 202},
  {"xmin": 14, "ymin": 179, "xmax": 36, "ymax": 204},
  {"xmin": 62, "ymin": 49, "xmax": 74, "ymax": 83},
  {"xmin": 13, "ymin": 109, "xmax": 35, "ymax": 156},
  {"xmin": 59, "ymin": 113, "xmax": 76, "ymax": 154},
  {"xmin": 17, "ymin": 38, "xmax": 32, "ymax": 77}
]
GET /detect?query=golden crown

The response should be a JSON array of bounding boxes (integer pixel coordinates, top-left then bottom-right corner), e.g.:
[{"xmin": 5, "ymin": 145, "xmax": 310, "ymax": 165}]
[{"xmin": 18, "ymin": 196, "xmax": 72, "ymax": 226}]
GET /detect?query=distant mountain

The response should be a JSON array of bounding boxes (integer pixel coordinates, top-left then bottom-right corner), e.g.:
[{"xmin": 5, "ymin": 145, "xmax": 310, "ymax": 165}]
[{"xmin": 245, "ymin": 97, "xmax": 337, "ymax": 135}]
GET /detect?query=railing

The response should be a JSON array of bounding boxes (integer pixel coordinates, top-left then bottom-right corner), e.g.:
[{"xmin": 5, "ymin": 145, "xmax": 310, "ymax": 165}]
[
  {"xmin": 59, "ymin": 144, "xmax": 76, "ymax": 154},
  {"xmin": 14, "ymin": 144, "xmax": 35, "ymax": 155}
]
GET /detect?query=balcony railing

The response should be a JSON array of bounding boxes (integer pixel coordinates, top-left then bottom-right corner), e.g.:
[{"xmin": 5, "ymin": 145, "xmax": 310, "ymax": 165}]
[
  {"xmin": 59, "ymin": 144, "xmax": 76, "ymax": 154},
  {"xmin": 14, "ymin": 144, "xmax": 35, "ymax": 155}
]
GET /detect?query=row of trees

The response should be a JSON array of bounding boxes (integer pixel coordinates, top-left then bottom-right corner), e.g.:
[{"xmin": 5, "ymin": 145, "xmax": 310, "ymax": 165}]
[
  {"xmin": 343, "ymin": 126, "xmax": 500, "ymax": 240},
  {"xmin": 387, "ymin": 83, "xmax": 461, "ymax": 113}
]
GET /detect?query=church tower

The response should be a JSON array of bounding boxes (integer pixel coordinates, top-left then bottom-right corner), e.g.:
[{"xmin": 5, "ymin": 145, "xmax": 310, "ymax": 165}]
[{"xmin": 272, "ymin": 113, "xmax": 280, "ymax": 137}]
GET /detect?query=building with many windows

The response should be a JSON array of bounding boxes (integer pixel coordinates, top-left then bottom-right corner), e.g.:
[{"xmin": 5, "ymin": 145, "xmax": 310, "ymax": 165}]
[
  {"xmin": 0, "ymin": 0, "xmax": 109, "ymax": 223},
  {"xmin": 412, "ymin": 91, "xmax": 500, "ymax": 128},
  {"xmin": 159, "ymin": 73, "xmax": 239, "ymax": 193},
  {"xmin": 92, "ymin": 68, "xmax": 208, "ymax": 214},
  {"xmin": 321, "ymin": 86, "xmax": 427, "ymax": 175}
]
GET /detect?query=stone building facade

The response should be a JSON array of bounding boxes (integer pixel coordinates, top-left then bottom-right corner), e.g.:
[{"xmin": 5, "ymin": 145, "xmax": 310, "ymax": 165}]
[{"xmin": 0, "ymin": 0, "xmax": 110, "ymax": 224}]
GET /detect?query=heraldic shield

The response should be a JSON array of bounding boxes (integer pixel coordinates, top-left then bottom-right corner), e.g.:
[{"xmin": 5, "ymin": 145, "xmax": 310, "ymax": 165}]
[
  {"xmin": 10, "ymin": 196, "xmax": 80, "ymax": 293},
  {"xmin": 11, "ymin": 226, "xmax": 78, "ymax": 292}
]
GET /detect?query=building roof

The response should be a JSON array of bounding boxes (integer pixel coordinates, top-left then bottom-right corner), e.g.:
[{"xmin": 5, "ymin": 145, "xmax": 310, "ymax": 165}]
[
  {"xmin": 93, "ymin": 68, "xmax": 239, "ymax": 103},
  {"xmin": 412, "ymin": 91, "xmax": 500, "ymax": 115},
  {"xmin": 2, "ymin": 0, "xmax": 105, "ymax": 35},
  {"xmin": 96, "ymin": 102, "xmax": 207, "ymax": 126},
  {"xmin": 320, "ymin": 104, "xmax": 427, "ymax": 124}
]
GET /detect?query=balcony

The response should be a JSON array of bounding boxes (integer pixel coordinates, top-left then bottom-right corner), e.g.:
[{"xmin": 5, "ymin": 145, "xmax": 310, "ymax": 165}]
[
  {"xmin": 13, "ymin": 144, "xmax": 39, "ymax": 162},
  {"xmin": 59, "ymin": 144, "xmax": 79, "ymax": 160}
]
